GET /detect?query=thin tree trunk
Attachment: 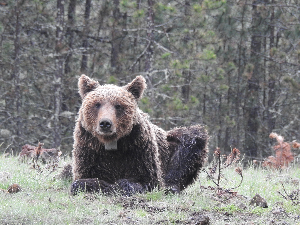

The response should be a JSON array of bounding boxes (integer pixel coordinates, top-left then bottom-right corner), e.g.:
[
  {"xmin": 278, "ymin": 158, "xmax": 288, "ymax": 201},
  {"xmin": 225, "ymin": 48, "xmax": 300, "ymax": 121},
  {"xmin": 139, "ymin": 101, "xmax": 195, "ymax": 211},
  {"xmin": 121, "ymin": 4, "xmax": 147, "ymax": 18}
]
[
  {"xmin": 244, "ymin": 1, "xmax": 262, "ymax": 159},
  {"xmin": 80, "ymin": 0, "xmax": 91, "ymax": 74},
  {"xmin": 65, "ymin": 0, "xmax": 76, "ymax": 74},
  {"xmin": 182, "ymin": 0, "xmax": 191, "ymax": 104},
  {"xmin": 90, "ymin": 1, "xmax": 109, "ymax": 74},
  {"xmin": 182, "ymin": 70, "xmax": 191, "ymax": 103},
  {"xmin": 145, "ymin": 0, "xmax": 154, "ymax": 73},
  {"xmin": 217, "ymin": 94, "xmax": 223, "ymax": 149},
  {"xmin": 111, "ymin": 0, "xmax": 123, "ymax": 76},
  {"xmin": 267, "ymin": 0, "xmax": 276, "ymax": 134},
  {"xmin": 224, "ymin": 70, "xmax": 232, "ymax": 153},
  {"xmin": 131, "ymin": 0, "xmax": 141, "ymax": 73},
  {"xmin": 235, "ymin": 0, "xmax": 247, "ymax": 150},
  {"xmin": 53, "ymin": 0, "xmax": 64, "ymax": 148},
  {"xmin": 13, "ymin": 1, "xmax": 22, "ymax": 144},
  {"xmin": 145, "ymin": 0, "xmax": 155, "ymax": 106}
]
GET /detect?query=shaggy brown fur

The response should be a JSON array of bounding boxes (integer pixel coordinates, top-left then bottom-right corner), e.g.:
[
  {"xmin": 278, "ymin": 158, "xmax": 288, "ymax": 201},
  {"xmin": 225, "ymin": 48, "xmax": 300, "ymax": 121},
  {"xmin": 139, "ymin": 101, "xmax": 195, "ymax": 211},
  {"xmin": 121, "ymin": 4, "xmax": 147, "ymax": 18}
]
[
  {"xmin": 71, "ymin": 75, "xmax": 208, "ymax": 196},
  {"xmin": 58, "ymin": 164, "xmax": 73, "ymax": 180}
]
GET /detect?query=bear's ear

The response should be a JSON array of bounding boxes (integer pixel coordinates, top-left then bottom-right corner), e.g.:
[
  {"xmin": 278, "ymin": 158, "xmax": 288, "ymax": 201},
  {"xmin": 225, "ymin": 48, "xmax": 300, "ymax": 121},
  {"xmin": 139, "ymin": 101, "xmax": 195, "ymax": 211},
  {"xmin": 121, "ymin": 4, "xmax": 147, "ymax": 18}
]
[
  {"xmin": 78, "ymin": 74, "xmax": 100, "ymax": 99},
  {"xmin": 124, "ymin": 76, "xmax": 147, "ymax": 100}
]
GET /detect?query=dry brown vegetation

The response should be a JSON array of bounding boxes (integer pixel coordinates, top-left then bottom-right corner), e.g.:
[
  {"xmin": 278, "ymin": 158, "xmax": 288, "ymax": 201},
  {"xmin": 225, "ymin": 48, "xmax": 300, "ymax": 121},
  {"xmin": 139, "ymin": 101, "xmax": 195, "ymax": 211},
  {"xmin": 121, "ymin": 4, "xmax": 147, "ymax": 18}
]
[
  {"xmin": 262, "ymin": 133, "xmax": 299, "ymax": 169},
  {"xmin": 19, "ymin": 143, "xmax": 62, "ymax": 165},
  {"xmin": 204, "ymin": 147, "xmax": 243, "ymax": 192}
]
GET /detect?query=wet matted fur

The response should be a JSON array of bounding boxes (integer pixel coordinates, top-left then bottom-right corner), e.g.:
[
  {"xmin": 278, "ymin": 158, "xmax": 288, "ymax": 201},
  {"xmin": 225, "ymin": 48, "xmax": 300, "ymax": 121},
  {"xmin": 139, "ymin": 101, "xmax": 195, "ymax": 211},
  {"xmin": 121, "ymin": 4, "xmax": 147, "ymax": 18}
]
[{"xmin": 71, "ymin": 75, "xmax": 208, "ymax": 195}]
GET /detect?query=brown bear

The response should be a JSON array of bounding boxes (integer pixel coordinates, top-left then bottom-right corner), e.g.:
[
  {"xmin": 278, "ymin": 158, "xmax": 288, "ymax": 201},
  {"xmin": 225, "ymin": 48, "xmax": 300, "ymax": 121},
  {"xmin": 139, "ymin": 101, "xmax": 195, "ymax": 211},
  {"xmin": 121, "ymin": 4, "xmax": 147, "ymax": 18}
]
[{"xmin": 71, "ymin": 75, "xmax": 208, "ymax": 196}]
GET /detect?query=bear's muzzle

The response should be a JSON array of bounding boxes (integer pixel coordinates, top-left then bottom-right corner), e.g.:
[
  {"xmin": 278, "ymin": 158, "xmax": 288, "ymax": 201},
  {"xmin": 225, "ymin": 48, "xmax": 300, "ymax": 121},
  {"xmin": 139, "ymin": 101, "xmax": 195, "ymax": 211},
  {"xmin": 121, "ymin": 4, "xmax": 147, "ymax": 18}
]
[{"xmin": 99, "ymin": 118, "xmax": 113, "ymax": 133}]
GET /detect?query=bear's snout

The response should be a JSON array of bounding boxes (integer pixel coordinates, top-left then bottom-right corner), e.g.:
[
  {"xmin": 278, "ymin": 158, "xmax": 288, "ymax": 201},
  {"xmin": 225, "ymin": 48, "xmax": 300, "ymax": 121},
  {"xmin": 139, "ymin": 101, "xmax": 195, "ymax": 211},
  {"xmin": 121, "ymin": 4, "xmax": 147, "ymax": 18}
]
[{"xmin": 99, "ymin": 119, "xmax": 113, "ymax": 133}]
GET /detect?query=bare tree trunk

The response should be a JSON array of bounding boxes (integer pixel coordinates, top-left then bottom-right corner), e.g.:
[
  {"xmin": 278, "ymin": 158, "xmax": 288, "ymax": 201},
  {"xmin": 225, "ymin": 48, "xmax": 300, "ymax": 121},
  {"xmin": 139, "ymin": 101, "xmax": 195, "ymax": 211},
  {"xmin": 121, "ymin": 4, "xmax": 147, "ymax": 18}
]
[
  {"xmin": 111, "ymin": 0, "xmax": 121, "ymax": 74},
  {"xmin": 203, "ymin": 68, "xmax": 208, "ymax": 117},
  {"xmin": 145, "ymin": 0, "xmax": 154, "ymax": 73},
  {"xmin": 182, "ymin": 70, "xmax": 191, "ymax": 103},
  {"xmin": 267, "ymin": 0, "xmax": 276, "ymax": 134},
  {"xmin": 217, "ymin": 94, "xmax": 223, "ymax": 149},
  {"xmin": 91, "ymin": 1, "xmax": 109, "ymax": 73},
  {"xmin": 80, "ymin": 0, "xmax": 91, "ymax": 74},
  {"xmin": 53, "ymin": 0, "xmax": 64, "ymax": 148},
  {"xmin": 235, "ymin": 1, "xmax": 247, "ymax": 150},
  {"xmin": 244, "ymin": 1, "xmax": 262, "ymax": 159},
  {"xmin": 65, "ymin": 0, "xmax": 76, "ymax": 74},
  {"xmin": 145, "ymin": 0, "xmax": 155, "ymax": 106},
  {"xmin": 131, "ymin": 0, "xmax": 141, "ymax": 73},
  {"xmin": 111, "ymin": 0, "xmax": 127, "ymax": 79},
  {"xmin": 181, "ymin": 0, "xmax": 191, "ymax": 104},
  {"xmin": 224, "ymin": 70, "xmax": 232, "ymax": 153},
  {"xmin": 13, "ymin": 1, "xmax": 22, "ymax": 146}
]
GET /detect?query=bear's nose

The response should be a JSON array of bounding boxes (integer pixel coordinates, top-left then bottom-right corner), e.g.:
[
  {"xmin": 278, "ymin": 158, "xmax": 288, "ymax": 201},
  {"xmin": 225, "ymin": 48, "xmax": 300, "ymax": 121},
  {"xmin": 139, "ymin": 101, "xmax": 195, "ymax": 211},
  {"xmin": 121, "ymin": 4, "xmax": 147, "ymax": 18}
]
[{"xmin": 99, "ymin": 119, "xmax": 112, "ymax": 132}]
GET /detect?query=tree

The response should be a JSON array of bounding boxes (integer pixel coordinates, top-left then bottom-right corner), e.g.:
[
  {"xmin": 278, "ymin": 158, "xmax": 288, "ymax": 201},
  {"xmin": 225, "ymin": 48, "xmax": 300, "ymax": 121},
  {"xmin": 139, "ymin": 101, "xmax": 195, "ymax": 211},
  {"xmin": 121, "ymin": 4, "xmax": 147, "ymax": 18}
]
[
  {"xmin": 244, "ymin": 0, "xmax": 263, "ymax": 158},
  {"xmin": 0, "ymin": 0, "xmax": 300, "ymax": 160},
  {"xmin": 52, "ymin": 0, "xmax": 65, "ymax": 148},
  {"xmin": 65, "ymin": 0, "xmax": 76, "ymax": 75},
  {"xmin": 80, "ymin": 0, "xmax": 91, "ymax": 74}
]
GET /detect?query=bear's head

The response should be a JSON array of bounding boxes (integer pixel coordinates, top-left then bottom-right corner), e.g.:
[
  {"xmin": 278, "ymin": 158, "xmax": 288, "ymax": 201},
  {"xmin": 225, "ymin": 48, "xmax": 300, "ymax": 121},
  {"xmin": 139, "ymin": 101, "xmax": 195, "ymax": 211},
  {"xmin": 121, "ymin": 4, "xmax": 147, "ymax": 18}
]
[{"xmin": 78, "ymin": 75, "xmax": 147, "ymax": 150}]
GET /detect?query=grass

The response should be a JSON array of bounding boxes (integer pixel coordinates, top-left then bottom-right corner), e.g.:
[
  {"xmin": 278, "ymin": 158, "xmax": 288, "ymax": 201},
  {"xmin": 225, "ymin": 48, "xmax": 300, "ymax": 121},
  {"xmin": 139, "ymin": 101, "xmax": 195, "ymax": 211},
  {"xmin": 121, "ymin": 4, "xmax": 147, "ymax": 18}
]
[{"xmin": 0, "ymin": 153, "xmax": 300, "ymax": 224}]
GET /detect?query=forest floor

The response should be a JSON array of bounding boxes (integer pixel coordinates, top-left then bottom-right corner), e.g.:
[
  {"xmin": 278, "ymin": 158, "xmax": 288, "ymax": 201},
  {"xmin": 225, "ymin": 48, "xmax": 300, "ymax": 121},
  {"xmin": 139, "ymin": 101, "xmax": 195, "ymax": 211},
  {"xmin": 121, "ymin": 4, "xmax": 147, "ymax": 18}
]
[{"xmin": 0, "ymin": 154, "xmax": 300, "ymax": 224}]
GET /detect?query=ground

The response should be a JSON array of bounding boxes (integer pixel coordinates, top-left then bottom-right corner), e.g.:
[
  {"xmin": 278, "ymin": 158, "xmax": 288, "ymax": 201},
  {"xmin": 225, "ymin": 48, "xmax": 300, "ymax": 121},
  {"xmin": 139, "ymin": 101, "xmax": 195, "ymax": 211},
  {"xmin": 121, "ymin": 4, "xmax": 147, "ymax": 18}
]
[{"xmin": 0, "ymin": 154, "xmax": 299, "ymax": 224}]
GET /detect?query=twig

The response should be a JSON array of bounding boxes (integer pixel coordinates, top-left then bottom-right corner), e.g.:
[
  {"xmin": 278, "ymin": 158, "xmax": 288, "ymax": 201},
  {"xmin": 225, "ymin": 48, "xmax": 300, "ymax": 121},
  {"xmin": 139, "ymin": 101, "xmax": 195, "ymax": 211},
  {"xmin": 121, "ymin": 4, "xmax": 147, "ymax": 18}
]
[
  {"xmin": 232, "ymin": 173, "xmax": 243, "ymax": 190},
  {"xmin": 202, "ymin": 168, "xmax": 220, "ymax": 187},
  {"xmin": 203, "ymin": 148, "xmax": 243, "ymax": 192},
  {"xmin": 217, "ymin": 151, "xmax": 221, "ymax": 186},
  {"xmin": 278, "ymin": 190, "xmax": 289, "ymax": 201},
  {"xmin": 3, "ymin": 144, "xmax": 12, "ymax": 154},
  {"xmin": 278, "ymin": 182, "xmax": 300, "ymax": 205},
  {"xmin": 129, "ymin": 42, "xmax": 151, "ymax": 71}
]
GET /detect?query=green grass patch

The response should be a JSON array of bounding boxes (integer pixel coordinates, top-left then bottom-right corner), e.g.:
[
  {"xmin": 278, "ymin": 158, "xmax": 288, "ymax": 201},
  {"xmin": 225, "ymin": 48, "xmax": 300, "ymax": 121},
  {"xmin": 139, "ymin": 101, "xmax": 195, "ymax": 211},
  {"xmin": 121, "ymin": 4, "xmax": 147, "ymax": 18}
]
[{"xmin": 0, "ymin": 154, "xmax": 299, "ymax": 224}]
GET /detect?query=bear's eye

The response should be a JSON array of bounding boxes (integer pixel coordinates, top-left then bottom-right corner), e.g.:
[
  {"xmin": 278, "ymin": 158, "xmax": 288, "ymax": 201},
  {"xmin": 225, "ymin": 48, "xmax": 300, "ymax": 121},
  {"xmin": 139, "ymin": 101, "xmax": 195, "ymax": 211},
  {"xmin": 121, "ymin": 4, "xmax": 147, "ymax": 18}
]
[
  {"xmin": 115, "ymin": 104, "xmax": 122, "ymax": 110},
  {"xmin": 95, "ymin": 103, "xmax": 101, "ymax": 108}
]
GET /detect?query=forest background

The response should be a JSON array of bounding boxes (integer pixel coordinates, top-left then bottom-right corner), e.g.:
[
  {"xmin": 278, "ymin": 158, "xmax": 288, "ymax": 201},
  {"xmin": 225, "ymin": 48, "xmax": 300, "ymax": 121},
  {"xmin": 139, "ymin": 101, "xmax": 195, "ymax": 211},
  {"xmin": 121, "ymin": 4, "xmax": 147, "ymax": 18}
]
[{"xmin": 0, "ymin": 0, "xmax": 300, "ymax": 161}]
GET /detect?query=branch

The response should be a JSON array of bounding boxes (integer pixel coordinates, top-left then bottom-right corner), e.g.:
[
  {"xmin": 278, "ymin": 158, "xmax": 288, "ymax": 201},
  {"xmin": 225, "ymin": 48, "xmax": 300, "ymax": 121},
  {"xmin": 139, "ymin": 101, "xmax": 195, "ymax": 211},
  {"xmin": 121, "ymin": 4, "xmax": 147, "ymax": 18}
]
[
  {"xmin": 71, "ymin": 29, "xmax": 111, "ymax": 43},
  {"xmin": 202, "ymin": 168, "xmax": 220, "ymax": 187},
  {"xmin": 250, "ymin": 49, "xmax": 299, "ymax": 67},
  {"xmin": 153, "ymin": 41, "xmax": 174, "ymax": 53},
  {"xmin": 278, "ymin": 182, "xmax": 300, "ymax": 205},
  {"xmin": 129, "ymin": 41, "xmax": 151, "ymax": 71}
]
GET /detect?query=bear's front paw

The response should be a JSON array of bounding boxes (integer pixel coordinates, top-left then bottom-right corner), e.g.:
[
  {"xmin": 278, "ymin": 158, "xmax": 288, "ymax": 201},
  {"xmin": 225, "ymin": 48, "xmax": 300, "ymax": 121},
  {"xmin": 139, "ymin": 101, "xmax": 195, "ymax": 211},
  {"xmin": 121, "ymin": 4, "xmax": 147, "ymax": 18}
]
[
  {"xmin": 116, "ymin": 179, "xmax": 144, "ymax": 196},
  {"xmin": 164, "ymin": 185, "xmax": 180, "ymax": 195},
  {"xmin": 70, "ymin": 178, "xmax": 101, "ymax": 195}
]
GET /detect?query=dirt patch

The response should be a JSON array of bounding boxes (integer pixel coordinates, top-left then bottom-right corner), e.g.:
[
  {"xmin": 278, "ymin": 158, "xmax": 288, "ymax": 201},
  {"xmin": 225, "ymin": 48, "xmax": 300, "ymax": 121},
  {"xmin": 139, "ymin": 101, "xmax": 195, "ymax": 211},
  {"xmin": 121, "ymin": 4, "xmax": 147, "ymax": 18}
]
[
  {"xmin": 105, "ymin": 187, "xmax": 300, "ymax": 224},
  {"xmin": 114, "ymin": 196, "xmax": 168, "ymax": 213}
]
